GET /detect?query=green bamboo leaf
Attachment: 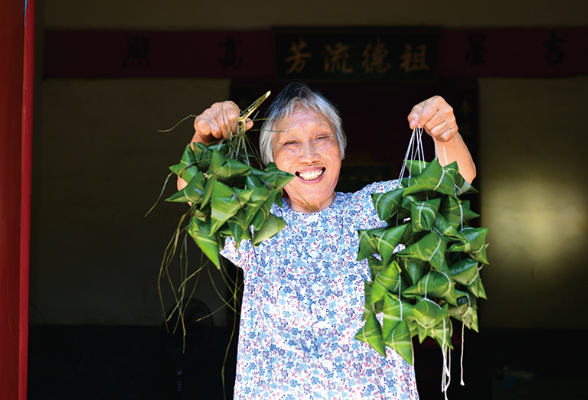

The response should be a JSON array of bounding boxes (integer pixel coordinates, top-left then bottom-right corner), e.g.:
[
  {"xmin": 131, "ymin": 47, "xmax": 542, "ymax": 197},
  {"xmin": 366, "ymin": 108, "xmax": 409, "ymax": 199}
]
[
  {"xmin": 410, "ymin": 198, "xmax": 441, "ymax": 232},
  {"xmin": 397, "ymin": 232, "xmax": 449, "ymax": 271},
  {"xmin": 371, "ymin": 261, "xmax": 402, "ymax": 305},
  {"xmin": 169, "ymin": 144, "xmax": 199, "ymax": 182},
  {"xmin": 403, "ymin": 159, "xmax": 456, "ymax": 197},
  {"xmin": 187, "ymin": 217, "xmax": 220, "ymax": 269},
  {"xmin": 439, "ymin": 197, "xmax": 480, "ymax": 229},
  {"xmin": 166, "ymin": 170, "xmax": 207, "ymax": 203},
  {"xmin": 208, "ymin": 150, "xmax": 252, "ymax": 182},
  {"xmin": 430, "ymin": 316, "xmax": 453, "ymax": 350},
  {"xmin": 466, "ymin": 274, "xmax": 487, "ymax": 299},
  {"xmin": 210, "ymin": 181, "xmax": 253, "ymax": 234},
  {"xmin": 401, "ymin": 258, "xmax": 428, "ymax": 286},
  {"xmin": 448, "ymin": 258, "xmax": 479, "ymax": 286},
  {"xmin": 403, "ymin": 270, "xmax": 457, "ymax": 305},
  {"xmin": 382, "ymin": 293, "xmax": 414, "ymax": 342},
  {"xmin": 404, "ymin": 160, "xmax": 429, "ymax": 176},
  {"xmin": 252, "ymin": 213, "xmax": 286, "ymax": 247},
  {"xmin": 355, "ymin": 312, "xmax": 387, "ymax": 357},
  {"xmin": 412, "ymin": 299, "xmax": 448, "ymax": 330},
  {"xmin": 372, "ymin": 188, "xmax": 404, "ymax": 221},
  {"xmin": 371, "ymin": 225, "xmax": 409, "ymax": 266},
  {"xmin": 454, "ymin": 173, "xmax": 478, "ymax": 195},
  {"xmin": 368, "ymin": 256, "xmax": 384, "ymax": 282},
  {"xmin": 252, "ymin": 162, "xmax": 294, "ymax": 190},
  {"xmin": 384, "ymin": 319, "xmax": 414, "ymax": 365},
  {"xmin": 449, "ymin": 227, "xmax": 489, "ymax": 264},
  {"xmin": 357, "ymin": 230, "xmax": 378, "ymax": 261},
  {"xmin": 433, "ymin": 212, "xmax": 466, "ymax": 242},
  {"xmin": 199, "ymin": 175, "xmax": 216, "ymax": 209},
  {"xmin": 250, "ymin": 190, "xmax": 279, "ymax": 230}
]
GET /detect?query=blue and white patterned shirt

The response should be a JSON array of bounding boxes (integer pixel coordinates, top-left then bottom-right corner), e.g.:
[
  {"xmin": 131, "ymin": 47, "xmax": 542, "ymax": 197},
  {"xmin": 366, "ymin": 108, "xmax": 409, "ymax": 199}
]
[{"xmin": 221, "ymin": 181, "xmax": 419, "ymax": 400}]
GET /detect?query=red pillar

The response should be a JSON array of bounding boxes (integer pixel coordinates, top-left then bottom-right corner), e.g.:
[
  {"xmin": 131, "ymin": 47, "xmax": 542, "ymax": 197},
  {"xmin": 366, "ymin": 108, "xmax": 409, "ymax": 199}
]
[{"xmin": 0, "ymin": 0, "xmax": 33, "ymax": 399}]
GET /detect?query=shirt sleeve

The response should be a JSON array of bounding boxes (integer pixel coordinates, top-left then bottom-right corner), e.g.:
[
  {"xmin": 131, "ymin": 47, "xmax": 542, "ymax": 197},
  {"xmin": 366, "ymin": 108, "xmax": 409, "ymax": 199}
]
[
  {"xmin": 353, "ymin": 180, "xmax": 400, "ymax": 231},
  {"xmin": 220, "ymin": 236, "xmax": 256, "ymax": 272}
]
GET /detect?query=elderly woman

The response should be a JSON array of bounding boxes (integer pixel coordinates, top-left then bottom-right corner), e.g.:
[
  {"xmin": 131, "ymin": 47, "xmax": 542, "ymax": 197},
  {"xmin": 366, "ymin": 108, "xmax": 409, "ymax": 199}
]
[{"xmin": 182, "ymin": 82, "xmax": 475, "ymax": 399}]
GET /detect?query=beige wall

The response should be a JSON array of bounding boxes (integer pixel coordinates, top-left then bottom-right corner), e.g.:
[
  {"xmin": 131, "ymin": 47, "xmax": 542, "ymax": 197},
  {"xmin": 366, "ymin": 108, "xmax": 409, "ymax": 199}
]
[{"xmin": 31, "ymin": 1, "xmax": 588, "ymax": 327}]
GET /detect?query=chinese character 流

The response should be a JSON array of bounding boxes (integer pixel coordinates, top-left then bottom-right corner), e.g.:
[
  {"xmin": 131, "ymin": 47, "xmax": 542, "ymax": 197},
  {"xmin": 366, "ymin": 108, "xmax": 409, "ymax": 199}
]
[{"xmin": 324, "ymin": 43, "xmax": 354, "ymax": 74}]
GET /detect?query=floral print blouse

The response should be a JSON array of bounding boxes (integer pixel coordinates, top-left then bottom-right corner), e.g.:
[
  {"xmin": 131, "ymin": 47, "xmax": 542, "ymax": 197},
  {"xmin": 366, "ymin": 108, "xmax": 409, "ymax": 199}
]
[{"xmin": 221, "ymin": 181, "xmax": 419, "ymax": 400}]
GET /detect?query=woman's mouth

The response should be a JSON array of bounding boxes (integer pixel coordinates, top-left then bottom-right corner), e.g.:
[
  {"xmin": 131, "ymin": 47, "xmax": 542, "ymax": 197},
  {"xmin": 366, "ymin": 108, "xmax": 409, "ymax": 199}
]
[{"xmin": 296, "ymin": 168, "xmax": 325, "ymax": 181}]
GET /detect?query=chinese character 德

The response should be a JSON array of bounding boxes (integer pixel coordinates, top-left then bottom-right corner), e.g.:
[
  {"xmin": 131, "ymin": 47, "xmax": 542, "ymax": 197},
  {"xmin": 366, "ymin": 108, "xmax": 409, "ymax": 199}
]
[
  {"xmin": 123, "ymin": 34, "xmax": 151, "ymax": 68},
  {"xmin": 219, "ymin": 35, "xmax": 243, "ymax": 69},
  {"xmin": 399, "ymin": 44, "xmax": 430, "ymax": 73},
  {"xmin": 362, "ymin": 39, "xmax": 391, "ymax": 74},
  {"xmin": 324, "ymin": 42, "xmax": 353, "ymax": 74},
  {"xmin": 285, "ymin": 39, "xmax": 312, "ymax": 74}
]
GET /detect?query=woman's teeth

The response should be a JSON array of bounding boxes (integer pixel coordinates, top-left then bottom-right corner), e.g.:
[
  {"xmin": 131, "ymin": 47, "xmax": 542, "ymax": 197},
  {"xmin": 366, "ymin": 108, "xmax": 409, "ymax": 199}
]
[{"xmin": 297, "ymin": 168, "xmax": 325, "ymax": 181}]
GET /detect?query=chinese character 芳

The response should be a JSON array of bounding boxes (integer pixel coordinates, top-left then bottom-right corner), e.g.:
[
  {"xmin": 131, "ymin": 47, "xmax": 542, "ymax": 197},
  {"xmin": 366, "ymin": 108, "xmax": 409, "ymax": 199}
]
[
  {"xmin": 285, "ymin": 39, "xmax": 312, "ymax": 74},
  {"xmin": 466, "ymin": 34, "xmax": 486, "ymax": 66},
  {"xmin": 543, "ymin": 31, "xmax": 565, "ymax": 66},
  {"xmin": 123, "ymin": 34, "xmax": 151, "ymax": 68},
  {"xmin": 362, "ymin": 39, "xmax": 391, "ymax": 74},
  {"xmin": 399, "ymin": 44, "xmax": 430, "ymax": 73},
  {"xmin": 324, "ymin": 42, "xmax": 354, "ymax": 74},
  {"xmin": 219, "ymin": 35, "xmax": 243, "ymax": 69}
]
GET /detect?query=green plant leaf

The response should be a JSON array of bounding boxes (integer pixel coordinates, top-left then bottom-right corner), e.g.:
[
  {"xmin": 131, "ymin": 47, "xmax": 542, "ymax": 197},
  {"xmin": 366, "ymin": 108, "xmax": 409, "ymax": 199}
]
[
  {"xmin": 397, "ymin": 232, "xmax": 449, "ymax": 272},
  {"xmin": 403, "ymin": 270, "xmax": 457, "ymax": 305},
  {"xmin": 357, "ymin": 229, "xmax": 378, "ymax": 261},
  {"xmin": 382, "ymin": 293, "xmax": 414, "ymax": 340},
  {"xmin": 402, "ymin": 159, "xmax": 457, "ymax": 197},
  {"xmin": 371, "ymin": 225, "xmax": 409, "ymax": 266},
  {"xmin": 166, "ymin": 170, "xmax": 207, "ymax": 203},
  {"xmin": 371, "ymin": 261, "xmax": 402, "ymax": 304},
  {"xmin": 252, "ymin": 213, "xmax": 286, "ymax": 247},
  {"xmin": 383, "ymin": 319, "xmax": 414, "ymax": 365},
  {"xmin": 432, "ymin": 212, "xmax": 466, "ymax": 242},
  {"xmin": 412, "ymin": 299, "xmax": 448, "ymax": 330},
  {"xmin": 169, "ymin": 144, "xmax": 199, "ymax": 183},
  {"xmin": 401, "ymin": 258, "xmax": 428, "ymax": 286},
  {"xmin": 355, "ymin": 312, "xmax": 387, "ymax": 357},
  {"xmin": 448, "ymin": 258, "xmax": 479, "ymax": 286},
  {"xmin": 210, "ymin": 181, "xmax": 253, "ymax": 234},
  {"xmin": 187, "ymin": 217, "xmax": 221, "ymax": 269},
  {"xmin": 372, "ymin": 188, "xmax": 404, "ymax": 221},
  {"xmin": 449, "ymin": 227, "xmax": 489, "ymax": 264},
  {"xmin": 410, "ymin": 198, "xmax": 441, "ymax": 232}
]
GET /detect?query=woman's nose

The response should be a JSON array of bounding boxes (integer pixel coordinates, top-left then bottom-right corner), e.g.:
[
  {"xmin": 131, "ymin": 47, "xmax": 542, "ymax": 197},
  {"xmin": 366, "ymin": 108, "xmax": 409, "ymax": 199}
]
[{"xmin": 298, "ymin": 141, "xmax": 320, "ymax": 163}]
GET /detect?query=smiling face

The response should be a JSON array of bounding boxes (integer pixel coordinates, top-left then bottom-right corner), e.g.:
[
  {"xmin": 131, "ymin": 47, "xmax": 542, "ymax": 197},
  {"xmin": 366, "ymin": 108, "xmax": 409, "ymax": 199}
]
[{"xmin": 272, "ymin": 106, "xmax": 342, "ymax": 213}]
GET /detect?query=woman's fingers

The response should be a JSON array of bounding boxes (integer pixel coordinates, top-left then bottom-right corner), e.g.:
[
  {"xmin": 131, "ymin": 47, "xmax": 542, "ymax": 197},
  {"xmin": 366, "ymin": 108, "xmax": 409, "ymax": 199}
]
[
  {"xmin": 407, "ymin": 96, "xmax": 458, "ymax": 142},
  {"xmin": 192, "ymin": 101, "xmax": 243, "ymax": 143}
]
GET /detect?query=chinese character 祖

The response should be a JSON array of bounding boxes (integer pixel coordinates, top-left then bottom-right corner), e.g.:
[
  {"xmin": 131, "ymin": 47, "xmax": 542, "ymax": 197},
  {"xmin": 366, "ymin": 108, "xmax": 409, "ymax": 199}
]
[
  {"xmin": 324, "ymin": 43, "xmax": 354, "ymax": 74},
  {"xmin": 285, "ymin": 39, "xmax": 312, "ymax": 74},
  {"xmin": 399, "ymin": 44, "xmax": 430, "ymax": 73},
  {"xmin": 362, "ymin": 39, "xmax": 391, "ymax": 74},
  {"xmin": 123, "ymin": 35, "xmax": 151, "ymax": 68},
  {"xmin": 543, "ymin": 31, "xmax": 565, "ymax": 66},
  {"xmin": 219, "ymin": 35, "xmax": 243, "ymax": 69},
  {"xmin": 466, "ymin": 34, "xmax": 486, "ymax": 66}
]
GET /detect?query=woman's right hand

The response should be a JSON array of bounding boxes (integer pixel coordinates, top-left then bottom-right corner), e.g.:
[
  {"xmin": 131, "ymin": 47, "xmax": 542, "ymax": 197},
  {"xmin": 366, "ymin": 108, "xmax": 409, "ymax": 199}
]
[
  {"xmin": 191, "ymin": 100, "xmax": 254, "ymax": 144},
  {"xmin": 179, "ymin": 101, "xmax": 254, "ymax": 191}
]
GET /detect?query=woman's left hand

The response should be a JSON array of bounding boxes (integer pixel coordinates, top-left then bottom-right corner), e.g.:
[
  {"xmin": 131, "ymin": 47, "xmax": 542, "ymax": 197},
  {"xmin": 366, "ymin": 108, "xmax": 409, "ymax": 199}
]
[
  {"xmin": 407, "ymin": 95, "xmax": 476, "ymax": 182},
  {"xmin": 407, "ymin": 96, "xmax": 458, "ymax": 143}
]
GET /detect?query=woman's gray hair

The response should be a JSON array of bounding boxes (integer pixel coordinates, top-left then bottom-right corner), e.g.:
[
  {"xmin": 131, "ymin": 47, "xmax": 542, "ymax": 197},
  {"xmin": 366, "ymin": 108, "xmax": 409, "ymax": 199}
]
[{"xmin": 259, "ymin": 82, "xmax": 346, "ymax": 165}]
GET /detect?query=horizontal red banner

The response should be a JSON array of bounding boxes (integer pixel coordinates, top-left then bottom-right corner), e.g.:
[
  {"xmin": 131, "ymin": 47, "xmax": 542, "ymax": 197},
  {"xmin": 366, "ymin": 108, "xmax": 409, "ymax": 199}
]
[{"xmin": 44, "ymin": 28, "xmax": 588, "ymax": 79}]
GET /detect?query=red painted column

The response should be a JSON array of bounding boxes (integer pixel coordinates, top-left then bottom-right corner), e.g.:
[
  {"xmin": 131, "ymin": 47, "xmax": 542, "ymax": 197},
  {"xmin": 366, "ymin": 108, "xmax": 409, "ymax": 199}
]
[
  {"xmin": 0, "ymin": 0, "xmax": 32, "ymax": 399},
  {"xmin": 20, "ymin": 0, "xmax": 35, "ymax": 398}
]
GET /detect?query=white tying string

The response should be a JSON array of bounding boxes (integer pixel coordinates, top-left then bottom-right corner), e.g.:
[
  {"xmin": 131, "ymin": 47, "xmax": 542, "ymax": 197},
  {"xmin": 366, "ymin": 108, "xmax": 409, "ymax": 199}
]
[
  {"xmin": 460, "ymin": 320, "xmax": 466, "ymax": 386},
  {"xmin": 399, "ymin": 127, "xmax": 426, "ymax": 186},
  {"xmin": 440, "ymin": 318, "xmax": 451, "ymax": 400}
]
